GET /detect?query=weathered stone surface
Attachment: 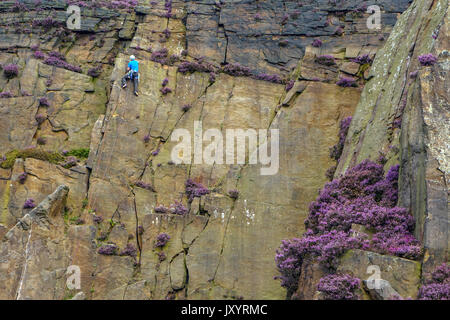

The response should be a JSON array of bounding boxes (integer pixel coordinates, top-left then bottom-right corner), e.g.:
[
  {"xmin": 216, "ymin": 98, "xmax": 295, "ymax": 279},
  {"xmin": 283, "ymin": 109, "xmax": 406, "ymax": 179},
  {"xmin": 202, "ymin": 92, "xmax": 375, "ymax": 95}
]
[
  {"xmin": 2, "ymin": 0, "xmax": 446, "ymax": 301},
  {"xmin": 185, "ymin": 0, "xmax": 409, "ymax": 74},
  {"xmin": 362, "ymin": 279, "xmax": 402, "ymax": 300},
  {"xmin": 335, "ymin": 0, "xmax": 449, "ymax": 272},
  {"xmin": 4, "ymin": 158, "xmax": 87, "ymax": 229},
  {"xmin": 71, "ymin": 291, "xmax": 86, "ymax": 300},
  {"xmin": 294, "ymin": 261, "xmax": 328, "ymax": 300},
  {"xmin": 0, "ymin": 97, "xmax": 38, "ymax": 154},
  {"xmin": 0, "ymin": 185, "xmax": 69, "ymax": 300},
  {"xmin": 337, "ymin": 249, "xmax": 421, "ymax": 299}
]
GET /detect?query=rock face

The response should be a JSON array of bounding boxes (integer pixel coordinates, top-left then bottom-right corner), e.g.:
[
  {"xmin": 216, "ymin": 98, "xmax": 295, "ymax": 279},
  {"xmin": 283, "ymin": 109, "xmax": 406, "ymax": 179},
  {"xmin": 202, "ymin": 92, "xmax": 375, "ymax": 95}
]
[
  {"xmin": 338, "ymin": 250, "xmax": 421, "ymax": 299},
  {"xmin": 0, "ymin": 185, "xmax": 69, "ymax": 300},
  {"xmin": 335, "ymin": 0, "xmax": 449, "ymax": 273},
  {"xmin": 292, "ymin": 0, "xmax": 448, "ymax": 300},
  {"xmin": 0, "ymin": 0, "xmax": 446, "ymax": 300}
]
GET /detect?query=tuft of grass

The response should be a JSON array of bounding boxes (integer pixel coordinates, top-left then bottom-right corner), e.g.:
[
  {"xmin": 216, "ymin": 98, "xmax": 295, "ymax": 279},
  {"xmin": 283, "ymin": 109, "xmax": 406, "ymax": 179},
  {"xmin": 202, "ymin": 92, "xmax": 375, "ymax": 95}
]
[
  {"xmin": 66, "ymin": 148, "xmax": 90, "ymax": 159},
  {"xmin": 0, "ymin": 149, "xmax": 64, "ymax": 169}
]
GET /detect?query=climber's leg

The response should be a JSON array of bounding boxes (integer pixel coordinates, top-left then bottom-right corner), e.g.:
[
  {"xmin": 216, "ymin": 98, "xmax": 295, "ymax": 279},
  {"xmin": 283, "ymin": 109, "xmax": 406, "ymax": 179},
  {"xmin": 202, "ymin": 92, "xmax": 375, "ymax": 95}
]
[
  {"xmin": 133, "ymin": 71, "xmax": 139, "ymax": 96},
  {"xmin": 121, "ymin": 71, "xmax": 131, "ymax": 88}
]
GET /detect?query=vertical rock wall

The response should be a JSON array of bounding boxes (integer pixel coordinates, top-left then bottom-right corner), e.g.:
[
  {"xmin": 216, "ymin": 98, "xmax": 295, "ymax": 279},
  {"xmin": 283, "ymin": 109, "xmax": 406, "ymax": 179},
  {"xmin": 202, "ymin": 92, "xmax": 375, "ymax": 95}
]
[
  {"xmin": 1, "ymin": 0, "xmax": 438, "ymax": 300},
  {"xmin": 335, "ymin": 0, "xmax": 448, "ymax": 272}
]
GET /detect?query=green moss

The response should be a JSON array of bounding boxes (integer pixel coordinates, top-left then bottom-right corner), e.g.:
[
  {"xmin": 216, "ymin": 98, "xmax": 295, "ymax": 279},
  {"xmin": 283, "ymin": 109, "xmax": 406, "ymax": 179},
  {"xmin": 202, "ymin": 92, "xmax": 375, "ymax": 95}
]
[
  {"xmin": 82, "ymin": 199, "xmax": 89, "ymax": 209},
  {"xmin": 0, "ymin": 149, "xmax": 64, "ymax": 169},
  {"xmin": 66, "ymin": 148, "xmax": 90, "ymax": 159}
]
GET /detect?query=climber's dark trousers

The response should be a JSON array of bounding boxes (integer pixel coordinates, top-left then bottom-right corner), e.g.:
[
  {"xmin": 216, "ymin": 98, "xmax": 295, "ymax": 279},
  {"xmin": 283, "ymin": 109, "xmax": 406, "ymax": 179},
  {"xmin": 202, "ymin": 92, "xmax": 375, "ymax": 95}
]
[{"xmin": 121, "ymin": 71, "xmax": 139, "ymax": 93}]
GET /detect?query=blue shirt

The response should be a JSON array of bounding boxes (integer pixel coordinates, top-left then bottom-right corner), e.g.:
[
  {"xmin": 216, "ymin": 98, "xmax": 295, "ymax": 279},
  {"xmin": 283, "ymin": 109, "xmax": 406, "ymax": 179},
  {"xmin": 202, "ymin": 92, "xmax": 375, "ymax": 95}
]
[{"xmin": 128, "ymin": 60, "xmax": 139, "ymax": 72}]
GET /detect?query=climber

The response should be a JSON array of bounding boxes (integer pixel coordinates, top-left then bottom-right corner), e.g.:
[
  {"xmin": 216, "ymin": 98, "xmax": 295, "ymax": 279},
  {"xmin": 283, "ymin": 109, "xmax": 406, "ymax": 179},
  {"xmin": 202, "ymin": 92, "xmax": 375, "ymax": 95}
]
[{"xmin": 121, "ymin": 55, "xmax": 139, "ymax": 96}]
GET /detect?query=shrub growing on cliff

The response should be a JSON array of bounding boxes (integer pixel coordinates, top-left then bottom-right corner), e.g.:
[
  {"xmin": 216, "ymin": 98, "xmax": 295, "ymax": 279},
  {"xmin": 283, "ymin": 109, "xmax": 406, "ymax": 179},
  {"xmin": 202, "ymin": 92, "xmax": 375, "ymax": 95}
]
[
  {"xmin": 120, "ymin": 243, "xmax": 137, "ymax": 258},
  {"xmin": 222, "ymin": 63, "xmax": 252, "ymax": 77},
  {"xmin": 18, "ymin": 172, "xmax": 27, "ymax": 184},
  {"xmin": 0, "ymin": 91, "xmax": 13, "ymax": 98},
  {"xmin": 33, "ymin": 50, "xmax": 45, "ymax": 60},
  {"xmin": 336, "ymin": 77, "xmax": 357, "ymax": 87},
  {"xmin": 39, "ymin": 97, "xmax": 50, "ymax": 107},
  {"xmin": 160, "ymin": 87, "xmax": 172, "ymax": 95},
  {"xmin": 62, "ymin": 156, "xmax": 78, "ymax": 169},
  {"xmin": 312, "ymin": 39, "xmax": 323, "ymax": 47},
  {"xmin": 23, "ymin": 198, "xmax": 36, "ymax": 209},
  {"xmin": 329, "ymin": 116, "xmax": 352, "ymax": 162},
  {"xmin": 135, "ymin": 181, "xmax": 155, "ymax": 191},
  {"xmin": 253, "ymin": 73, "xmax": 283, "ymax": 84},
  {"xmin": 419, "ymin": 263, "xmax": 450, "ymax": 300},
  {"xmin": 418, "ymin": 54, "xmax": 437, "ymax": 66},
  {"xmin": 275, "ymin": 160, "xmax": 421, "ymax": 294},
  {"xmin": 181, "ymin": 104, "xmax": 192, "ymax": 112},
  {"xmin": 170, "ymin": 201, "xmax": 188, "ymax": 216},
  {"xmin": 316, "ymin": 55, "xmax": 336, "ymax": 66},
  {"xmin": 150, "ymin": 48, "xmax": 169, "ymax": 64},
  {"xmin": 177, "ymin": 60, "xmax": 215, "ymax": 74},
  {"xmin": 98, "ymin": 244, "xmax": 118, "ymax": 255},
  {"xmin": 88, "ymin": 65, "xmax": 102, "ymax": 78},
  {"xmin": 44, "ymin": 52, "xmax": 82, "ymax": 73},
  {"xmin": 93, "ymin": 215, "xmax": 104, "ymax": 224},
  {"xmin": 155, "ymin": 205, "xmax": 168, "ymax": 214},
  {"xmin": 155, "ymin": 233, "xmax": 171, "ymax": 248},
  {"xmin": 228, "ymin": 189, "xmax": 240, "ymax": 200},
  {"xmin": 317, "ymin": 274, "xmax": 360, "ymax": 300},
  {"xmin": 35, "ymin": 113, "xmax": 46, "ymax": 125},
  {"xmin": 3, "ymin": 64, "xmax": 19, "ymax": 78},
  {"xmin": 185, "ymin": 179, "xmax": 210, "ymax": 202},
  {"xmin": 351, "ymin": 54, "xmax": 372, "ymax": 65}
]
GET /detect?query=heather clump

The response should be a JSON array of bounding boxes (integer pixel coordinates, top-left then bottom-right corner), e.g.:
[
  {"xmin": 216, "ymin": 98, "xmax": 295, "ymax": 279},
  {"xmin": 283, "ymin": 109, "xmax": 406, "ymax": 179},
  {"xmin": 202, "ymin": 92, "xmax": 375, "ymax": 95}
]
[
  {"xmin": 44, "ymin": 52, "xmax": 82, "ymax": 73},
  {"xmin": 228, "ymin": 189, "xmax": 239, "ymax": 200},
  {"xmin": 150, "ymin": 48, "xmax": 169, "ymax": 64},
  {"xmin": 252, "ymin": 73, "xmax": 283, "ymax": 84},
  {"xmin": 221, "ymin": 63, "xmax": 252, "ymax": 77},
  {"xmin": 66, "ymin": 0, "xmax": 137, "ymax": 11},
  {"xmin": 33, "ymin": 50, "xmax": 45, "ymax": 60},
  {"xmin": 276, "ymin": 160, "xmax": 421, "ymax": 294},
  {"xmin": 120, "ymin": 243, "xmax": 137, "ymax": 258},
  {"xmin": 18, "ymin": 172, "xmax": 27, "ymax": 184},
  {"xmin": 185, "ymin": 179, "xmax": 210, "ymax": 202},
  {"xmin": 98, "ymin": 244, "xmax": 118, "ymax": 256},
  {"xmin": 135, "ymin": 181, "xmax": 155, "ymax": 191},
  {"xmin": 3, "ymin": 64, "xmax": 19, "ymax": 78},
  {"xmin": 419, "ymin": 263, "xmax": 450, "ymax": 300},
  {"xmin": 177, "ymin": 60, "xmax": 215, "ymax": 74},
  {"xmin": 170, "ymin": 201, "xmax": 188, "ymax": 216},
  {"xmin": 317, "ymin": 274, "xmax": 361, "ymax": 300},
  {"xmin": 23, "ymin": 198, "xmax": 36, "ymax": 209},
  {"xmin": 154, "ymin": 205, "xmax": 168, "ymax": 214},
  {"xmin": 316, "ymin": 55, "xmax": 336, "ymax": 66},
  {"xmin": 351, "ymin": 54, "xmax": 372, "ymax": 65},
  {"xmin": 0, "ymin": 91, "xmax": 13, "ymax": 98},
  {"xmin": 88, "ymin": 65, "xmax": 102, "ymax": 78},
  {"xmin": 329, "ymin": 117, "xmax": 352, "ymax": 162},
  {"xmin": 312, "ymin": 39, "xmax": 323, "ymax": 47},
  {"xmin": 418, "ymin": 54, "xmax": 437, "ymax": 66},
  {"xmin": 39, "ymin": 97, "xmax": 50, "ymax": 107},
  {"xmin": 155, "ymin": 233, "xmax": 171, "ymax": 248},
  {"xmin": 336, "ymin": 77, "xmax": 357, "ymax": 87},
  {"xmin": 62, "ymin": 156, "xmax": 78, "ymax": 169}
]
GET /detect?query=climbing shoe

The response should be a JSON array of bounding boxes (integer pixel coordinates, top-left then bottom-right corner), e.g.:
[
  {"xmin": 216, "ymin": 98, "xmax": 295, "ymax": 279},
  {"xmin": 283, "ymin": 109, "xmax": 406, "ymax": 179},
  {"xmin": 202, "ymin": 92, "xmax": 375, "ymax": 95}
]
[
  {"xmin": 134, "ymin": 91, "xmax": 139, "ymax": 96},
  {"xmin": 122, "ymin": 83, "xmax": 127, "ymax": 89}
]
